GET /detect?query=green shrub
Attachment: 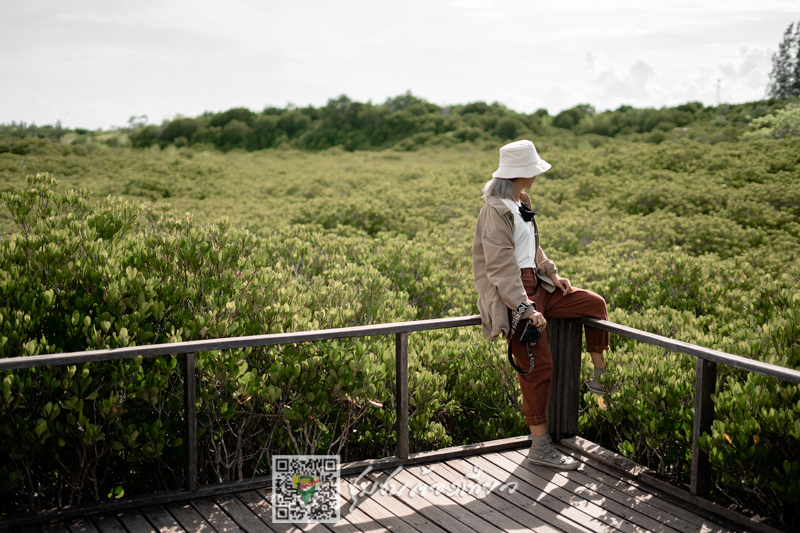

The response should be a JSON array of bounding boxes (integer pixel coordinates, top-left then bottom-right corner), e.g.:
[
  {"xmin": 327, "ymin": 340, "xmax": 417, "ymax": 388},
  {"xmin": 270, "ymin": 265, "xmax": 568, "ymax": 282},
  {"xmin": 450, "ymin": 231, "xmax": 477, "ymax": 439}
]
[
  {"xmin": 0, "ymin": 174, "xmax": 509, "ymax": 513},
  {"xmin": 745, "ymin": 104, "xmax": 800, "ymax": 139},
  {"xmin": 1, "ymin": 127, "xmax": 799, "ymax": 527}
]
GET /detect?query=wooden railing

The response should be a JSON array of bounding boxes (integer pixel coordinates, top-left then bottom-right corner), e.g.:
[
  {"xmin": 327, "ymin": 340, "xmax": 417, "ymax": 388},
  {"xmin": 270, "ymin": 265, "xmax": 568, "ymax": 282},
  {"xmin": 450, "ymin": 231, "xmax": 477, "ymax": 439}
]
[
  {"xmin": 1, "ymin": 314, "xmax": 799, "ymax": 502},
  {"xmin": 563, "ymin": 317, "xmax": 800, "ymax": 495}
]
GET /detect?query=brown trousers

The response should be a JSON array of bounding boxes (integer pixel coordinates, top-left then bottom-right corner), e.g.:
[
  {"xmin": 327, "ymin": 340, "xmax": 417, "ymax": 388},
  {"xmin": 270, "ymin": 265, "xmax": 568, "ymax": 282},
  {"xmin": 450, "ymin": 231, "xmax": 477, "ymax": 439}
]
[{"xmin": 509, "ymin": 268, "xmax": 609, "ymax": 426}]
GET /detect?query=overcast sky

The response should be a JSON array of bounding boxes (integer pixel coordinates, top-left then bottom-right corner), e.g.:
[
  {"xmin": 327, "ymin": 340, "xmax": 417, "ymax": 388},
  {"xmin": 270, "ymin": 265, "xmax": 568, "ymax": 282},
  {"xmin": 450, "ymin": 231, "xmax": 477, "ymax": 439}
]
[{"xmin": 1, "ymin": 1, "xmax": 797, "ymax": 130}]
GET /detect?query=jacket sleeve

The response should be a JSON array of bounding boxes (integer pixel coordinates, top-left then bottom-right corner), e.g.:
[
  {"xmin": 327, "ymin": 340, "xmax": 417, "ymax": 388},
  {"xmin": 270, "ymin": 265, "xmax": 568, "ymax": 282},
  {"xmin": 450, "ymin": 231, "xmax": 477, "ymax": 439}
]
[
  {"xmin": 480, "ymin": 206, "xmax": 532, "ymax": 314},
  {"xmin": 536, "ymin": 246, "xmax": 558, "ymax": 277}
]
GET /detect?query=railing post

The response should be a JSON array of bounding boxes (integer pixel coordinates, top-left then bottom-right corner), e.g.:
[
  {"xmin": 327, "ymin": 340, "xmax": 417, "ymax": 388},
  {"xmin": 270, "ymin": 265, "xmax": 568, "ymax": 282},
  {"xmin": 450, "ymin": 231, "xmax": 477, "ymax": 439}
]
[
  {"xmin": 547, "ymin": 319, "xmax": 583, "ymax": 442},
  {"xmin": 395, "ymin": 332, "xmax": 409, "ymax": 459},
  {"xmin": 183, "ymin": 352, "xmax": 198, "ymax": 492},
  {"xmin": 691, "ymin": 357, "xmax": 717, "ymax": 495}
]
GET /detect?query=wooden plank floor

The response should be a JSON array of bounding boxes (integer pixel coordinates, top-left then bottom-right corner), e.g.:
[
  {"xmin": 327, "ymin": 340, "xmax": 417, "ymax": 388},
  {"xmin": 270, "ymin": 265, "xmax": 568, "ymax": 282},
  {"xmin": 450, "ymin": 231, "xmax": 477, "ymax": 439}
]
[{"xmin": 4, "ymin": 446, "xmax": 743, "ymax": 533}]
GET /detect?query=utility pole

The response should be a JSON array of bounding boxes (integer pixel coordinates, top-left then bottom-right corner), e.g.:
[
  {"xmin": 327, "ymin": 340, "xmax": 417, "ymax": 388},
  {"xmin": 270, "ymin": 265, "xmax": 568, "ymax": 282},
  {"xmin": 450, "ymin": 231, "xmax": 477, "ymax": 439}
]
[{"xmin": 717, "ymin": 79, "xmax": 721, "ymax": 106}]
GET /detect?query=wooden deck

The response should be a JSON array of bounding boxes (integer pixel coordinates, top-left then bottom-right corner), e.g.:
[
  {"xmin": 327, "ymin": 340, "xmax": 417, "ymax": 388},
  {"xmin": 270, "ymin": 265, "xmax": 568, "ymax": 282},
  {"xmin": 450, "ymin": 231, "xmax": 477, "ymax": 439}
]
[{"xmin": 2, "ymin": 443, "xmax": 752, "ymax": 533}]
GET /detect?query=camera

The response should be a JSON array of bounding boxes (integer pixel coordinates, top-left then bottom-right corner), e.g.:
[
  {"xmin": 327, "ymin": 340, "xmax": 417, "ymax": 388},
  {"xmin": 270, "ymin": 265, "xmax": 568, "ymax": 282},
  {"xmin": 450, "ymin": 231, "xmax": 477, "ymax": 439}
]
[
  {"xmin": 507, "ymin": 318, "xmax": 543, "ymax": 375},
  {"xmin": 517, "ymin": 318, "xmax": 542, "ymax": 345}
]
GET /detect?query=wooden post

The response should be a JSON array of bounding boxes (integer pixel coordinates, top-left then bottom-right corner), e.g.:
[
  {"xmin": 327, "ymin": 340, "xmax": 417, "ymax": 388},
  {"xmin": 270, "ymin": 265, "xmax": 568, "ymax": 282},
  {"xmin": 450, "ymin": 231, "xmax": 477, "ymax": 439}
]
[
  {"xmin": 183, "ymin": 352, "xmax": 198, "ymax": 492},
  {"xmin": 546, "ymin": 319, "xmax": 583, "ymax": 442},
  {"xmin": 691, "ymin": 357, "xmax": 717, "ymax": 495},
  {"xmin": 395, "ymin": 332, "xmax": 409, "ymax": 459}
]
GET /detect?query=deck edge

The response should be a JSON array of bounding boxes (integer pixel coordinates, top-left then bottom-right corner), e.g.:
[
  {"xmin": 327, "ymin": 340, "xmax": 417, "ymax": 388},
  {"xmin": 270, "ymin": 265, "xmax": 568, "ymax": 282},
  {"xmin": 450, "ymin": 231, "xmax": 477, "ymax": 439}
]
[
  {"xmin": 560, "ymin": 435, "xmax": 791, "ymax": 533},
  {"xmin": 0, "ymin": 435, "xmax": 532, "ymax": 527}
]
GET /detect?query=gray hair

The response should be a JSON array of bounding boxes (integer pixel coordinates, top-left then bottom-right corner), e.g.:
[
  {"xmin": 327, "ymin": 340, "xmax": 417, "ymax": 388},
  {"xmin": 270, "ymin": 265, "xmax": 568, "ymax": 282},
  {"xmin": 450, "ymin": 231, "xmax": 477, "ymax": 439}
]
[{"xmin": 481, "ymin": 177, "xmax": 515, "ymax": 201}]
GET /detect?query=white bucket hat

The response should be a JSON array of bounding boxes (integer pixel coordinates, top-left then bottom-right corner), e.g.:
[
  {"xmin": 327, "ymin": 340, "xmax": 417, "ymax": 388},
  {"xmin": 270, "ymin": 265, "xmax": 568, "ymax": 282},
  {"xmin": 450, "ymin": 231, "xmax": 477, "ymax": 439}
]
[{"xmin": 492, "ymin": 140, "xmax": 551, "ymax": 179}]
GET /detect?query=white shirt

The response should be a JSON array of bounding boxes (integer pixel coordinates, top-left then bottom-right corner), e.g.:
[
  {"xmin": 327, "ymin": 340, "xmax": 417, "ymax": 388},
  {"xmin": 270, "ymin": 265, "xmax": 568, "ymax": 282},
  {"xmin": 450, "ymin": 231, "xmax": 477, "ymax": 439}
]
[{"xmin": 499, "ymin": 198, "xmax": 537, "ymax": 269}]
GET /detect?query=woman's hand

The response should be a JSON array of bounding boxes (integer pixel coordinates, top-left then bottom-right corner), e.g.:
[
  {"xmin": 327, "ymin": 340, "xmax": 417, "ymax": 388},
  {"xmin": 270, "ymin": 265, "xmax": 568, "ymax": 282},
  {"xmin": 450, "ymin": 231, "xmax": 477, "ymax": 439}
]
[
  {"xmin": 529, "ymin": 310, "xmax": 546, "ymax": 330},
  {"xmin": 550, "ymin": 274, "xmax": 573, "ymax": 296}
]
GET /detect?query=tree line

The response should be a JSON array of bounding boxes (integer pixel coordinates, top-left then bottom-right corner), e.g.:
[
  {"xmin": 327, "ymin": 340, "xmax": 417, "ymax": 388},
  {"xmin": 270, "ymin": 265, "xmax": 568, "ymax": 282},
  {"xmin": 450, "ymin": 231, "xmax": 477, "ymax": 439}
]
[
  {"xmin": 1, "ymin": 95, "xmax": 791, "ymax": 157},
  {"xmin": 121, "ymin": 94, "xmax": 789, "ymax": 153}
]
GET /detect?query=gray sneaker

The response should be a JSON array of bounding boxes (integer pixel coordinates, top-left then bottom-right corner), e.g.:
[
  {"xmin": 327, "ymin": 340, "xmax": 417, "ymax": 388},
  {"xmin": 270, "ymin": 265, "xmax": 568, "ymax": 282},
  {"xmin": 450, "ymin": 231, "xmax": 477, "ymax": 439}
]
[
  {"xmin": 527, "ymin": 435, "xmax": 579, "ymax": 470},
  {"xmin": 588, "ymin": 368, "xmax": 610, "ymax": 395}
]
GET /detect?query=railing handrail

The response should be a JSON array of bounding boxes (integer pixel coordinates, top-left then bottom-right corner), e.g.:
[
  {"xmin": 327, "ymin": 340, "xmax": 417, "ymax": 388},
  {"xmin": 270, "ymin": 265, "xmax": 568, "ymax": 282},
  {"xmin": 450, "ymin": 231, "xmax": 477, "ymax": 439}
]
[
  {"xmin": 0, "ymin": 315, "xmax": 482, "ymax": 371},
  {"xmin": 576, "ymin": 317, "xmax": 800, "ymax": 384},
  {"xmin": 2, "ymin": 314, "xmax": 798, "ymax": 384},
  {"xmin": 575, "ymin": 316, "xmax": 798, "ymax": 497}
]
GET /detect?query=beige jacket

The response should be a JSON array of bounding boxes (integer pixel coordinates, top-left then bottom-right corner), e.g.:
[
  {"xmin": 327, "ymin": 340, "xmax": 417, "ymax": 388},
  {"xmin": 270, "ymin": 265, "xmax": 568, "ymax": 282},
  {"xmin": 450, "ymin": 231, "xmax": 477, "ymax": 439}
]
[{"xmin": 472, "ymin": 191, "xmax": 558, "ymax": 342}]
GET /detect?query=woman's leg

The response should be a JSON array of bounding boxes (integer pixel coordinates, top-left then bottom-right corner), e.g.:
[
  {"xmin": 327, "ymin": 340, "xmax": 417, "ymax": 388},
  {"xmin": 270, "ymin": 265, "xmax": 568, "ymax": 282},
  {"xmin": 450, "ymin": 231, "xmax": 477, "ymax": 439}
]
[
  {"xmin": 541, "ymin": 287, "xmax": 609, "ymax": 354},
  {"xmin": 509, "ymin": 275, "xmax": 553, "ymax": 431},
  {"xmin": 540, "ymin": 287, "xmax": 610, "ymax": 392},
  {"xmin": 510, "ymin": 271, "xmax": 580, "ymax": 469}
]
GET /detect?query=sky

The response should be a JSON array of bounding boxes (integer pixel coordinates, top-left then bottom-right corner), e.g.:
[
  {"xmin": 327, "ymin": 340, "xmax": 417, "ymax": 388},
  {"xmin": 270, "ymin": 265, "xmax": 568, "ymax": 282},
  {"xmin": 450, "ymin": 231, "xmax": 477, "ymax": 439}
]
[{"xmin": 1, "ymin": 0, "xmax": 798, "ymax": 130}]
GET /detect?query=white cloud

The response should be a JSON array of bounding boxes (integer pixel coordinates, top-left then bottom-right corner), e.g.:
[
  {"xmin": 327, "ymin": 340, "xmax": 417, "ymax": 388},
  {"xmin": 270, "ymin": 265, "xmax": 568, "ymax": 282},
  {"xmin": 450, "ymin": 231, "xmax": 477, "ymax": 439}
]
[
  {"xmin": 719, "ymin": 47, "xmax": 772, "ymax": 90},
  {"xmin": 448, "ymin": 0, "xmax": 494, "ymax": 8},
  {"xmin": 584, "ymin": 52, "xmax": 598, "ymax": 71},
  {"xmin": 554, "ymin": 44, "xmax": 774, "ymax": 114},
  {"xmin": 599, "ymin": 61, "xmax": 657, "ymax": 105},
  {"xmin": 670, "ymin": 46, "xmax": 773, "ymax": 105}
]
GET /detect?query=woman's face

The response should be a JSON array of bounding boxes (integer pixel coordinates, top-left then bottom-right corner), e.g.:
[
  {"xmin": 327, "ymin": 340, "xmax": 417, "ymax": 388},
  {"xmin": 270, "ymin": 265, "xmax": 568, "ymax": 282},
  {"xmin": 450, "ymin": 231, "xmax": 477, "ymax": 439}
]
[{"xmin": 522, "ymin": 175, "xmax": 537, "ymax": 189}]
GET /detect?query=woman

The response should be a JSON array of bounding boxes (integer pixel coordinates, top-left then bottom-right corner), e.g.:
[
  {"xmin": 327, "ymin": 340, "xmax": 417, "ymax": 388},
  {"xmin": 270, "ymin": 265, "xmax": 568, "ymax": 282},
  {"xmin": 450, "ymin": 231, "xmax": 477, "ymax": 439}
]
[{"xmin": 472, "ymin": 140, "xmax": 609, "ymax": 470}]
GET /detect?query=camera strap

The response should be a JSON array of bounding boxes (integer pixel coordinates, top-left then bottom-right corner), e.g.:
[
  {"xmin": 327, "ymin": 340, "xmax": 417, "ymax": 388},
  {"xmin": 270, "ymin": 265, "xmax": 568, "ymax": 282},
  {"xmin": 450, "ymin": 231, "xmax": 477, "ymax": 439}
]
[
  {"xmin": 509, "ymin": 300, "xmax": 530, "ymax": 339},
  {"xmin": 508, "ymin": 301, "xmax": 535, "ymax": 375}
]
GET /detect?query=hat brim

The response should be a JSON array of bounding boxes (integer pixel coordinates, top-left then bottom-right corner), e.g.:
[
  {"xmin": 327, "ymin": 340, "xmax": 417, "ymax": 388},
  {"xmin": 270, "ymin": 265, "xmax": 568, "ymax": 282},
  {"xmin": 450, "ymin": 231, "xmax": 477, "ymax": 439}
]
[{"xmin": 492, "ymin": 159, "xmax": 552, "ymax": 179}]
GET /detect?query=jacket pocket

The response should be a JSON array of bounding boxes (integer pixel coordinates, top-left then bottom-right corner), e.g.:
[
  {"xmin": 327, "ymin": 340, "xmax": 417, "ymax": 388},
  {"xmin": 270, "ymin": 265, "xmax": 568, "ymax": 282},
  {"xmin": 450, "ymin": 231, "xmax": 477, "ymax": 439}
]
[{"xmin": 536, "ymin": 273, "xmax": 556, "ymax": 294}]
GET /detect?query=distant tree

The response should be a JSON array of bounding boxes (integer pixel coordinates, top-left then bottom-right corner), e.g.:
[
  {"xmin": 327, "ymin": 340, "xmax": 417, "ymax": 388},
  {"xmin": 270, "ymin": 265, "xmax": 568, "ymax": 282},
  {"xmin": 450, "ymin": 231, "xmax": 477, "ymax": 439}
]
[
  {"xmin": 320, "ymin": 95, "xmax": 359, "ymax": 130},
  {"xmin": 277, "ymin": 110, "xmax": 311, "ymax": 138},
  {"xmin": 458, "ymin": 102, "xmax": 490, "ymax": 115},
  {"xmin": 126, "ymin": 115, "xmax": 148, "ymax": 132},
  {"xmin": 745, "ymin": 104, "xmax": 800, "ymax": 139},
  {"xmin": 493, "ymin": 118, "xmax": 518, "ymax": 139},
  {"xmin": 161, "ymin": 118, "xmax": 199, "ymax": 143},
  {"xmin": 249, "ymin": 115, "xmax": 280, "ymax": 149},
  {"xmin": 129, "ymin": 125, "xmax": 160, "ymax": 148},
  {"xmin": 385, "ymin": 91, "xmax": 429, "ymax": 112},
  {"xmin": 220, "ymin": 120, "xmax": 250, "ymax": 150},
  {"xmin": 210, "ymin": 108, "xmax": 255, "ymax": 128},
  {"xmin": 675, "ymin": 102, "xmax": 704, "ymax": 115},
  {"xmin": 383, "ymin": 92, "xmax": 441, "ymax": 118},
  {"xmin": 767, "ymin": 22, "xmax": 800, "ymax": 100},
  {"xmin": 553, "ymin": 106, "xmax": 586, "ymax": 129}
]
